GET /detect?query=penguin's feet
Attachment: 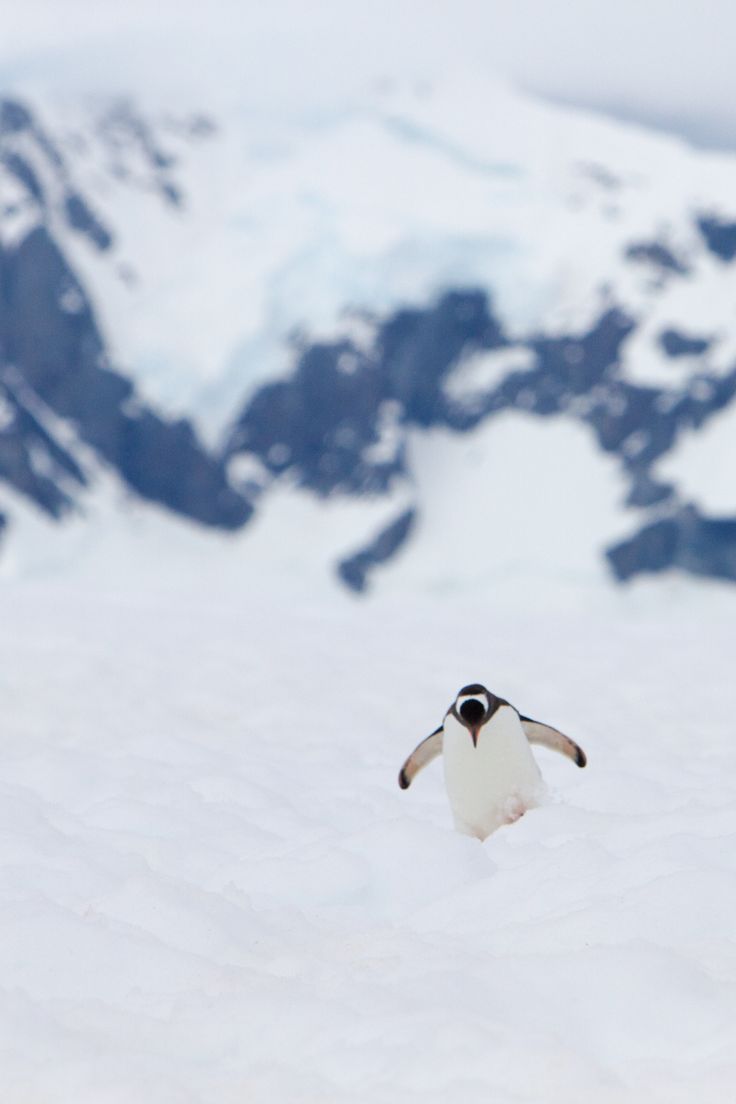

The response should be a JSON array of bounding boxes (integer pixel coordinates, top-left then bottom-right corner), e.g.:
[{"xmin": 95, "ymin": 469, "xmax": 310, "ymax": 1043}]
[{"xmin": 502, "ymin": 796, "xmax": 528, "ymax": 825}]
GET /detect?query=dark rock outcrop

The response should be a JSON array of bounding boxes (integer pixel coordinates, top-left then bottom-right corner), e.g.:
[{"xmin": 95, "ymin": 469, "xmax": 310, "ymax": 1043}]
[
  {"xmin": 226, "ymin": 289, "xmax": 504, "ymax": 495},
  {"xmin": 697, "ymin": 215, "xmax": 736, "ymax": 262},
  {"xmin": 659, "ymin": 329, "xmax": 711, "ymax": 358},
  {"xmin": 608, "ymin": 506, "xmax": 736, "ymax": 583},
  {"xmin": 0, "ymin": 217, "xmax": 250, "ymax": 530},
  {"xmin": 338, "ymin": 508, "xmax": 416, "ymax": 593},
  {"xmin": 625, "ymin": 240, "xmax": 689, "ymax": 275}
]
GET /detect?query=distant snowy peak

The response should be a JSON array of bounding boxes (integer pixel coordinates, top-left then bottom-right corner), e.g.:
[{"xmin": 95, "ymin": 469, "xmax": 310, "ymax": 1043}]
[{"xmin": 3, "ymin": 76, "xmax": 736, "ymax": 587}]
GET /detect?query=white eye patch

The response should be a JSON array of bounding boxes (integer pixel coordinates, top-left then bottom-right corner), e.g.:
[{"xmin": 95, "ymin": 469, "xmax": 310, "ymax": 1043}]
[{"xmin": 456, "ymin": 693, "xmax": 488, "ymax": 713}]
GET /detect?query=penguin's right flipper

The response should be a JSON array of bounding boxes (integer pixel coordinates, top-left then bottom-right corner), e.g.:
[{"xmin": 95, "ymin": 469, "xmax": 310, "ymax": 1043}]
[
  {"xmin": 398, "ymin": 727, "xmax": 444, "ymax": 789},
  {"xmin": 520, "ymin": 717, "xmax": 587, "ymax": 768}
]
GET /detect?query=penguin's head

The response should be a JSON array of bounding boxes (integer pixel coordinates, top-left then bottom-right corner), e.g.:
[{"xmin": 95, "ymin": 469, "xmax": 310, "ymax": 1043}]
[{"xmin": 453, "ymin": 683, "xmax": 492, "ymax": 747}]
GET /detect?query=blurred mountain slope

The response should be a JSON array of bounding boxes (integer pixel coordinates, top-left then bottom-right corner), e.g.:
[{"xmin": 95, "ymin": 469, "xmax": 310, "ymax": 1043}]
[{"xmin": 3, "ymin": 76, "xmax": 736, "ymax": 587}]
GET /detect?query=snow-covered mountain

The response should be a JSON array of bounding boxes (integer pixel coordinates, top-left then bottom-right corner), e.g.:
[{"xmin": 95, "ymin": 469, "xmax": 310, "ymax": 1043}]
[{"xmin": 3, "ymin": 74, "xmax": 736, "ymax": 590}]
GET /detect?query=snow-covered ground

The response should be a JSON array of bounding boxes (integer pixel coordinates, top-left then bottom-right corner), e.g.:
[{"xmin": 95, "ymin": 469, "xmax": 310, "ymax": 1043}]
[{"xmin": 2, "ymin": 558, "xmax": 736, "ymax": 1102}]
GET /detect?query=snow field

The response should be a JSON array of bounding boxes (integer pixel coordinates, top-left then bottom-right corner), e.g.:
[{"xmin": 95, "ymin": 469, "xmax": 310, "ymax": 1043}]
[
  {"xmin": 386, "ymin": 413, "xmax": 629, "ymax": 590},
  {"xmin": 2, "ymin": 573, "xmax": 736, "ymax": 1101},
  {"xmin": 656, "ymin": 397, "xmax": 736, "ymax": 513}
]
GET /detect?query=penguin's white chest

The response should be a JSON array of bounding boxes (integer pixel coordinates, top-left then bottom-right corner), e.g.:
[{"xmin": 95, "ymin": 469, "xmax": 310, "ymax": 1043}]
[{"xmin": 442, "ymin": 706, "xmax": 544, "ymax": 840}]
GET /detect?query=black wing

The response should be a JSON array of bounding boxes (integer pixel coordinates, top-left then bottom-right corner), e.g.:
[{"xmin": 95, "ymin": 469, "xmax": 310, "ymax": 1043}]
[
  {"xmin": 520, "ymin": 716, "xmax": 587, "ymax": 767},
  {"xmin": 398, "ymin": 726, "xmax": 444, "ymax": 788}
]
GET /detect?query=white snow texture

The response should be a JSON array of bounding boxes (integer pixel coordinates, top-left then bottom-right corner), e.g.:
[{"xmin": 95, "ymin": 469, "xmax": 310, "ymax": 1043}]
[{"xmin": 2, "ymin": 559, "xmax": 736, "ymax": 1103}]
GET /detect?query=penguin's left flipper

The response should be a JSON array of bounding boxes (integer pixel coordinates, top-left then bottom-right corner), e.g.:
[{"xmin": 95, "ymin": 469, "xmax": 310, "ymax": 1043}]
[
  {"xmin": 398, "ymin": 727, "xmax": 444, "ymax": 789},
  {"xmin": 520, "ymin": 716, "xmax": 587, "ymax": 768}
]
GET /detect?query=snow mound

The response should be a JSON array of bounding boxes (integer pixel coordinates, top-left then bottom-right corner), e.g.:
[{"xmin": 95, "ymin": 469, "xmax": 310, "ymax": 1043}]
[
  {"xmin": 656, "ymin": 399, "xmax": 736, "ymax": 513},
  {"xmin": 380, "ymin": 412, "xmax": 629, "ymax": 592}
]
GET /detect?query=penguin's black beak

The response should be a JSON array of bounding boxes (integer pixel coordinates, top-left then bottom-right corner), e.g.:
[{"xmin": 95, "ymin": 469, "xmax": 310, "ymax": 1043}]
[{"xmin": 471, "ymin": 727, "xmax": 480, "ymax": 748}]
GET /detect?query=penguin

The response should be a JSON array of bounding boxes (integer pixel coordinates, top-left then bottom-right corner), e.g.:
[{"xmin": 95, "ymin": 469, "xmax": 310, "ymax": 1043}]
[{"xmin": 398, "ymin": 683, "xmax": 586, "ymax": 840}]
